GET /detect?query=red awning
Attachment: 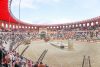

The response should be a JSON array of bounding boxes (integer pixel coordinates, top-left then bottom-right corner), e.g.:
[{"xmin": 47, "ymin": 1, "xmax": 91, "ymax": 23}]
[
  {"xmin": 0, "ymin": 0, "xmax": 18, "ymax": 23},
  {"xmin": 0, "ymin": 0, "xmax": 100, "ymax": 27},
  {"xmin": 0, "ymin": 0, "xmax": 34, "ymax": 26}
]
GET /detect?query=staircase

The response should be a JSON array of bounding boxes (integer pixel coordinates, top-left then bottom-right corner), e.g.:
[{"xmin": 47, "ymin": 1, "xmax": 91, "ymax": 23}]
[
  {"xmin": 82, "ymin": 56, "xmax": 91, "ymax": 67},
  {"xmin": 37, "ymin": 49, "xmax": 48, "ymax": 63}
]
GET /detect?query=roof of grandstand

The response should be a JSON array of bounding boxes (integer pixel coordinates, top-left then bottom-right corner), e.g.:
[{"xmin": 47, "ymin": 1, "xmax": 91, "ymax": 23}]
[{"xmin": 0, "ymin": 0, "xmax": 100, "ymax": 26}]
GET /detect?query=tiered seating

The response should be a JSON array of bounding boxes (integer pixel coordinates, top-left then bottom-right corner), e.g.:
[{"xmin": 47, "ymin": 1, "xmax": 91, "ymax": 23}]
[{"xmin": 0, "ymin": 32, "xmax": 48, "ymax": 67}]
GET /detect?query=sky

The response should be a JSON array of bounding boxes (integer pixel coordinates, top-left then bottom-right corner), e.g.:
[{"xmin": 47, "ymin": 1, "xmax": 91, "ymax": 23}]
[{"xmin": 11, "ymin": 0, "xmax": 100, "ymax": 24}]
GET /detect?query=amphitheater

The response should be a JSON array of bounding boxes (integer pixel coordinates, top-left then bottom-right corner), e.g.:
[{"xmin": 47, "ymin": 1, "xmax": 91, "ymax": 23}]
[
  {"xmin": 16, "ymin": 40, "xmax": 100, "ymax": 67},
  {"xmin": 0, "ymin": 0, "xmax": 100, "ymax": 67}
]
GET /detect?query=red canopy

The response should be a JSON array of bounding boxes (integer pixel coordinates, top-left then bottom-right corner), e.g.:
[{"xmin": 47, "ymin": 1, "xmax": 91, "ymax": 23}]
[
  {"xmin": 0, "ymin": 0, "xmax": 35, "ymax": 26},
  {"xmin": 0, "ymin": 0, "xmax": 100, "ymax": 27},
  {"xmin": 0, "ymin": 0, "xmax": 18, "ymax": 23}
]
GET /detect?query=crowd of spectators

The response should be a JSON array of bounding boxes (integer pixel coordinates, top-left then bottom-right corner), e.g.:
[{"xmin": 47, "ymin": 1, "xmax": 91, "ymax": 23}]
[{"xmin": 0, "ymin": 32, "xmax": 48, "ymax": 67}]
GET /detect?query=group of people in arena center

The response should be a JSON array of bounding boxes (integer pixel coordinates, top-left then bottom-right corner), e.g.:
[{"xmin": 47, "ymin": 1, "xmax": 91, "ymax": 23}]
[{"xmin": 0, "ymin": 32, "xmax": 49, "ymax": 67}]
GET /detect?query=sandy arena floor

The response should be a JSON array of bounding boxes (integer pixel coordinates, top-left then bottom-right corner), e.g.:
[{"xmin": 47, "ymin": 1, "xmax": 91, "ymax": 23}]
[{"xmin": 16, "ymin": 40, "xmax": 100, "ymax": 67}]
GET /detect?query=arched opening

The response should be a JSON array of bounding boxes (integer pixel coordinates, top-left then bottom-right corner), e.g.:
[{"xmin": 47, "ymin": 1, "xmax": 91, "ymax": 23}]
[
  {"xmin": 96, "ymin": 22, "xmax": 98, "ymax": 25},
  {"xmin": 40, "ymin": 31, "xmax": 46, "ymax": 39},
  {"xmin": 13, "ymin": 25, "xmax": 15, "ymax": 29},
  {"xmin": 87, "ymin": 23, "xmax": 89, "ymax": 26},
  {"xmin": 91, "ymin": 22, "xmax": 94, "ymax": 26},
  {"xmin": 2, "ymin": 23, "xmax": 4, "ymax": 27},
  {"xmin": 79, "ymin": 24, "xmax": 81, "ymax": 27},
  {"xmin": 9, "ymin": 24, "xmax": 12, "ymax": 28}
]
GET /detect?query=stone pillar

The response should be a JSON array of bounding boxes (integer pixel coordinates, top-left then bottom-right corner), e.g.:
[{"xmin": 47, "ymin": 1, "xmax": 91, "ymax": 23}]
[{"xmin": 68, "ymin": 39, "xmax": 73, "ymax": 50}]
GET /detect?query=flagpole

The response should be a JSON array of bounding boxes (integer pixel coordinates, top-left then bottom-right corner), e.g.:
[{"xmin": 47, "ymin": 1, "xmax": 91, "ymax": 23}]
[
  {"xmin": 19, "ymin": 0, "xmax": 21, "ymax": 20},
  {"xmin": 18, "ymin": 0, "xmax": 21, "ymax": 54}
]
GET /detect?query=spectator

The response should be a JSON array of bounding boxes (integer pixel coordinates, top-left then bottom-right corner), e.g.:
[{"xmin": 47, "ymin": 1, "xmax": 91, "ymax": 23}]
[
  {"xmin": 14, "ymin": 59, "xmax": 20, "ymax": 67},
  {"xmin": 38, "ymin": 62, "xmax": 46, "ymax": 67},
  {"xmin": 34, "ymin": 62, "xmax": 39, "ymax": 67}
]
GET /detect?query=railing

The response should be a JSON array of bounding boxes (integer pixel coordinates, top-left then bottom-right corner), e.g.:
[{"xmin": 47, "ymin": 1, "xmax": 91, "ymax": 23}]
[
  {"xmin": 82, "ymin": 56, "xmax": 85, "ymax": 67},
  {"xmin": 82, "ymin": 56, "xmax": 91, "ymax": 67},
  {"xmin": 20, "ymin": 45, "xmax": 29, "ymax": 56},
  {"xmin": 37, "ymin": 49, "xmax": 48, "ymax": 63},
  {"xmin": 88, "ymin": 56, "xmax": 91, "ymax": 67}
]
